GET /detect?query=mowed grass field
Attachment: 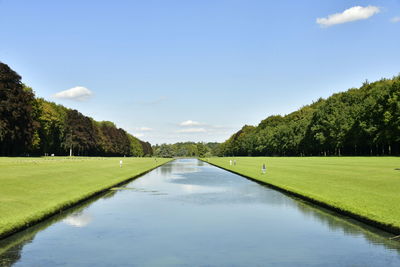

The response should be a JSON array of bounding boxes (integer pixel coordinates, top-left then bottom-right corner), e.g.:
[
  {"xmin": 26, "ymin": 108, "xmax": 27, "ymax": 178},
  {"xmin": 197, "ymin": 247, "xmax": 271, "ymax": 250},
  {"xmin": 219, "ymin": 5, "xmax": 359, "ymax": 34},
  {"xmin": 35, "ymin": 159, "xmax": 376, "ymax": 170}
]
[
  {"xmin": 205, "ymin": 157, "xmax": 400, "ymax": 232},
  {"xmin": 0, "ymin": 157, "xmax": 171, "ymax": 238}
]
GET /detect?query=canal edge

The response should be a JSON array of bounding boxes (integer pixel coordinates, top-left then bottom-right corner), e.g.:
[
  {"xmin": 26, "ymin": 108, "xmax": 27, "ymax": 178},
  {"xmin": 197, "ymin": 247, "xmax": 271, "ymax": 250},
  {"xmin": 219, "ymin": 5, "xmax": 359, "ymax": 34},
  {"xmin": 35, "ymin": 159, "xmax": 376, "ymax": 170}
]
[
  {"xmin": 0, "ymin": 159, "xmax": 174, "ymax": 240},
  {"xmin": 200, "ymin": 159, "xmax": 400, "ymax": 236}
]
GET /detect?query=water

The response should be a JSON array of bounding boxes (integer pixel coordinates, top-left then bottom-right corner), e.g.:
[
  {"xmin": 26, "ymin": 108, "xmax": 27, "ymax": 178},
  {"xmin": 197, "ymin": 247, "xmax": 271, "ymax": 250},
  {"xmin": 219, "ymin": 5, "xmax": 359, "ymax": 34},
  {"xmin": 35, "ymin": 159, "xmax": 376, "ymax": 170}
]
[{"xmin": 1, "ymin": 159, "xmax": 400, "ymax": 266}]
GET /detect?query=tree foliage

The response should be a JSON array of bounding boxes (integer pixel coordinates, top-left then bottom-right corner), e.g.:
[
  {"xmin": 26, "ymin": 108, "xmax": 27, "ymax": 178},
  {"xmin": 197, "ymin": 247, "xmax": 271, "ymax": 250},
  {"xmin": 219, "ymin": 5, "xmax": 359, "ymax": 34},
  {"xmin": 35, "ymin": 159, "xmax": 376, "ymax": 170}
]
[
  {"xmin": 220, "ymin": 76, "xmax": 400, "ymax": 156},
  {"xmin": 0, "ymin": 63, "xmax": 39, "ymax": 155},
  {"xmin": 153, "ymin": 142, "xmax": 220, "ymax": 158},
  {"xmin": 0, "ymin": 62, "xmax": 152, "ymax": 157}
]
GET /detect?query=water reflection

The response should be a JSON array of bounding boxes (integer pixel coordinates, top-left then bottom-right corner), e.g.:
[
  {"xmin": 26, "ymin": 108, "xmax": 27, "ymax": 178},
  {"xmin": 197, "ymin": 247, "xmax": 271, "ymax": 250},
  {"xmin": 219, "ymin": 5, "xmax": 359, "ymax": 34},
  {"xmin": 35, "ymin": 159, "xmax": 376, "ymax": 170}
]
[
  {"xmin": 293, "ymin": 199, "xmax": 399, "ymax": 249},
  {"xmin": 0, "ymin": 159, "xmax": 399, "ymax": 266},
  {"xmin": 0, "ymin": 193, "xmax": 101, "ymax": 267},
  {"xmin": 158, "ymin": 159, "xmax": 200, "ymax": 177},
  {"xmin": 63, "ymin": 212, "xmax": 92, "ymax": 228}
]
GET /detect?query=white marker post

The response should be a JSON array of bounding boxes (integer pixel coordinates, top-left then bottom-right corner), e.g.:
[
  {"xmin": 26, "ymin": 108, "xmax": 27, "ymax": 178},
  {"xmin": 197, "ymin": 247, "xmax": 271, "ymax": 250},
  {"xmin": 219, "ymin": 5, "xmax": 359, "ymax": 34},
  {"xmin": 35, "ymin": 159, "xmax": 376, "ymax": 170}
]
[{"xmin": 120, "ymin": 160, "xmax": 123, "ymax": 168}]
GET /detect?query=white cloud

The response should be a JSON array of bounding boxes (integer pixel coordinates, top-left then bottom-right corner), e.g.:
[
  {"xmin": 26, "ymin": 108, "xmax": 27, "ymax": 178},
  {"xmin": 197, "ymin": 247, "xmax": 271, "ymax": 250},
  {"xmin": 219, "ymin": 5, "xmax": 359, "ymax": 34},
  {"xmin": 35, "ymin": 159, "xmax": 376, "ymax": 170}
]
[
  {"xmin": 177, "ymin": 128, "xmax": 207, "ymax": 133},
  {"xmin": 391, "ymin": 17, "xmax": 400, "ymax": 23},
  {"xmin": 316, "ymin": 6, "xmax": 380, "ymax": 27},
  {"xmin": 53, "ymin": 86, "xmax": 93, "ymax": 101},
  {"xmin": 133, "ymin": 133, "xmax": 144, "ymax": 138},
  {"xmin": 175, "ymin": 122, "xmax": 234, "ymax": 135},
  {"xmin": 138, "ymin": 127, "xmax": 153, "ymax": 132},
  {"xmin": 180, "ymin": 120, "xmax": 202, "ymax": 126}
]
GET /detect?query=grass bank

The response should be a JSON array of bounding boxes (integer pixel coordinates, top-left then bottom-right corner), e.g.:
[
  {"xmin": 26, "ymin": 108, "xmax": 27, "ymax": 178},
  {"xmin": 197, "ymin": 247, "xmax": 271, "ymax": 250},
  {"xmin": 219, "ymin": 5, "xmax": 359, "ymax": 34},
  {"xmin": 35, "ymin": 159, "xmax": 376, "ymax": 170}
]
[
  {"xmin": 0, "ymin": 157, "xmax": 171, "ymax": 239},
  {"xmin": 203, "ymin": 157, "xmax": 400, "ymax": 234}
]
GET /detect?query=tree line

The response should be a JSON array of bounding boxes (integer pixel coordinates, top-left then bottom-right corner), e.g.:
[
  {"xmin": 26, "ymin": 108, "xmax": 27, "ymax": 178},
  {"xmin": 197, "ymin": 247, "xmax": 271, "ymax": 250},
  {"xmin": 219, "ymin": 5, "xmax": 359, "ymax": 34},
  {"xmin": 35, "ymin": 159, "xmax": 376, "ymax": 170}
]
[
  {"xmin": 153, "ymin": 142, "xmax": 220, "ymax": 158},
  {"xmin": 219, "ymin": 76, "xmax": 400, "ymax": 156},
  {"xmin": 0, "ymin": 62, "xmax": 152, "ymax": 156}
]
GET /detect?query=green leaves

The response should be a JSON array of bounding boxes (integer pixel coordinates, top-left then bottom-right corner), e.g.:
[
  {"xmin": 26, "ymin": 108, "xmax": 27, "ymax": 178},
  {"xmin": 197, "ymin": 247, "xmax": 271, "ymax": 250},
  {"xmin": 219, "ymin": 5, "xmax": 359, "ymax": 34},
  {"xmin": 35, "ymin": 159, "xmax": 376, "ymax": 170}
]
[
  {"xmin": 0, "ymin": 62, "xmax": 152, "ymax": 157},
  {"xmin": 0, "ymin": 63, "xmax": 38, "ymax": 155},
  {"xmin": 153, "ymin": 142, "xmax": 219, "ymax": 158},
  {"xmin": 220, "ymin": 76, "xmax": 400, "ymax": 156}
]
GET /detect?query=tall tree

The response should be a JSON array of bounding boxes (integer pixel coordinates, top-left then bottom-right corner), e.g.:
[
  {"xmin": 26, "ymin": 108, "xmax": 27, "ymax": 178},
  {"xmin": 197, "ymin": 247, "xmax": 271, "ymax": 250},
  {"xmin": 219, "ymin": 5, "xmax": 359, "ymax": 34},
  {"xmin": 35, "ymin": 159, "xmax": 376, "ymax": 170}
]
[{"xmin": 0, "ymin": 62, "xmax": 39, "ymax": 155}]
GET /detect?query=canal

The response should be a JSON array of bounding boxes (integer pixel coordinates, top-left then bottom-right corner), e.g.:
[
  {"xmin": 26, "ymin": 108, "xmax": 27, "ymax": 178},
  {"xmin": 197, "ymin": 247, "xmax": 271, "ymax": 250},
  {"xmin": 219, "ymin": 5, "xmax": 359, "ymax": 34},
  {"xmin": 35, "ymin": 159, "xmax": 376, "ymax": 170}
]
[{"xmin": 1, "ymin": 159, "xmax": 400, "ymax": 266}]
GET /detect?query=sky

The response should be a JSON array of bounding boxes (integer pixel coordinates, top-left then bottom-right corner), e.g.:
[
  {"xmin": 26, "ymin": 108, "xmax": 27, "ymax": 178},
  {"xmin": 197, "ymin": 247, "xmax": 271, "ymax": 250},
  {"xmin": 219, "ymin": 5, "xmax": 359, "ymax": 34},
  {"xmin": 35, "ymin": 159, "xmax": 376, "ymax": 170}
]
[{"xmin": 1, "ymin": 0, "xmax": 399, "ymax": 144}]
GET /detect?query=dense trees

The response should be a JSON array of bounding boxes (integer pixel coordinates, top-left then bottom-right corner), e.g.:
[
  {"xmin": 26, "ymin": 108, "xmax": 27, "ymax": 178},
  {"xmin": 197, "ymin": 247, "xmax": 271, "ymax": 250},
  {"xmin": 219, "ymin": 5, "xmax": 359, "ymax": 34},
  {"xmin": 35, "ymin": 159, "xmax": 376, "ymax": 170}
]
[
  {"xmin": 36, "ymin": 103, "xmax": 153, "ymax": 157},
  {"xmin": 153, "ymin": 142, "xmax": 220, "ymax": 158},
  {"xmin": 3, "ymin": 61, "xmax": 398, "ymax": 158},
  {"xmin": 0, "ymin": 63, "xmax": 40, "ymax": 155},
  {"xmin": 220, "ymin": 76, "xmax": 400, "ymax": 156},
  {"xmin": 37, "ymin": 99, "xmax": 67, "ymax": 155},
  {"xmin": 140, "ymin": 141, "xmax": 153, "ymax": 157},
  {"xmin": 0, "ymin": 62, "xmax": 152, "ymax": 157}
]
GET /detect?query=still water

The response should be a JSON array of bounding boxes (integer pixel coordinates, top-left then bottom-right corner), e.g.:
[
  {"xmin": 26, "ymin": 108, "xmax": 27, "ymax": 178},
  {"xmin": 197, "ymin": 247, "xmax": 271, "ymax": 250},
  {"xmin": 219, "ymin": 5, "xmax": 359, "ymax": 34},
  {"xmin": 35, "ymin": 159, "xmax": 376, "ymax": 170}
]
[{"xmin": 1, "ymin": 159, "xmax": 400, "ymax": 266}]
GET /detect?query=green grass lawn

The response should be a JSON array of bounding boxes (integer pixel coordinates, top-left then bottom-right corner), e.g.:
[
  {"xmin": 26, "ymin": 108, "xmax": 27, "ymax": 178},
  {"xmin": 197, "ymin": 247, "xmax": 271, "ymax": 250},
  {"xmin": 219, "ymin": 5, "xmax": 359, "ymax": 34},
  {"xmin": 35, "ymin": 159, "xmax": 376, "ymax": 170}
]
[
  {"xmin": 0, "ymin": 157, "xmax": 171, "ymax": 238},
  {"xmin": 204, "ymin": 157, "xmax": 400, "ymax": 233}
]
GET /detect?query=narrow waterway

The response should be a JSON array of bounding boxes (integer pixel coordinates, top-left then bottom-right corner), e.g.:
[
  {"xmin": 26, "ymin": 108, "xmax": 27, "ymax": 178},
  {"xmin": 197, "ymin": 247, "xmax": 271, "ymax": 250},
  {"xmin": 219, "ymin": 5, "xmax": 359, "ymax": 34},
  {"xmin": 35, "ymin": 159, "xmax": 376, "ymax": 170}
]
[{"xmin": 1, "ymin": 159, "xmax": 400, "ymax": 266}]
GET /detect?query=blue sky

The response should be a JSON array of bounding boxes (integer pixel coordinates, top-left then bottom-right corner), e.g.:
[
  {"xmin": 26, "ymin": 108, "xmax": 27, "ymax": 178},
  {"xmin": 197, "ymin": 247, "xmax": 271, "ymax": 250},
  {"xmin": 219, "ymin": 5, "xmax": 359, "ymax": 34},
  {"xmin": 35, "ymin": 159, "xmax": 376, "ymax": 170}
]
[{"xmin": 1, "ymin": 0, "xmax": 399, "ymax": 144}]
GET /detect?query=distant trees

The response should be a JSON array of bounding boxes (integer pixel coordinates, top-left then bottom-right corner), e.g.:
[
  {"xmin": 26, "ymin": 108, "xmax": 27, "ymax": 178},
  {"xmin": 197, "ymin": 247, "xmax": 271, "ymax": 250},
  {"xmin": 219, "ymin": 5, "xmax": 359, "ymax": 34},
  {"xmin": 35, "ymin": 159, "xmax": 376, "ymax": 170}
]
[
  {"xmin": 153, "ymin": 142, "xmax": 220, "ymax": 158},
  {"xmin": 3, "ymin": 60, "xmax": 399, "ymax": 157},
  {"xmin": 140, "ymin": 141, "xmax": 153, "ymax": 157},
  {"xmin": 220, "ymin": 76, "xmax": 400, "ymax": 156},
  {"xmin": 0, "ymin": 62, "xmax": 152, "ymax": 157},
  {"xmin": 37, "ymin": 98, "xmax": 67, "ymax": 155},
  {"xmin": 64, "ymin": 109, "xmax": 98, "ymax": 155},
  {"xmin": 36, "ymin": 105, "xmax": 153, "ymax": 157},
  {"xmin": 95, "ymin": 121, "xmax": 130, "ymax": 156}
]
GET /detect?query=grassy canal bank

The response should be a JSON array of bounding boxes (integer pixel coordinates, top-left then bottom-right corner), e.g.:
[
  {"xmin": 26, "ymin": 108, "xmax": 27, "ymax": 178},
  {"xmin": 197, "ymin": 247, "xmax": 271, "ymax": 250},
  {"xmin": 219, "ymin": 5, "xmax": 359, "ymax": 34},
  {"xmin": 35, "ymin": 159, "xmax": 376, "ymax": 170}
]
[
  {"xmin": 0, "ymin": 157, "xmax": 171, "ymax": 239},
  {"xmin": 203, "ymin": 157, "xmax": 400, "ymax": 234}
]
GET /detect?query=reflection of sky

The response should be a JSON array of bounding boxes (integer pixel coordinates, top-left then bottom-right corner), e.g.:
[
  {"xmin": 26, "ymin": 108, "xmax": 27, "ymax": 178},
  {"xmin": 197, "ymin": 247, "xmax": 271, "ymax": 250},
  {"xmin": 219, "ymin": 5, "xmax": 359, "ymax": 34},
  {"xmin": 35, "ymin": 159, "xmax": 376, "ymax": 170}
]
[
  {"xmin": 63, "ymin": 212, "xmax": 92, "ymax": 228},
  {"xmin": 134, "ymin": 159, "xmax": 202, "ymax": 189},
  {"xmin": 163, "ymin": 160, "xmax": 201, "ymax": 175},
  {"xmin": 179, "ymin": 184, "xmax": 224, "ymax": 194}
]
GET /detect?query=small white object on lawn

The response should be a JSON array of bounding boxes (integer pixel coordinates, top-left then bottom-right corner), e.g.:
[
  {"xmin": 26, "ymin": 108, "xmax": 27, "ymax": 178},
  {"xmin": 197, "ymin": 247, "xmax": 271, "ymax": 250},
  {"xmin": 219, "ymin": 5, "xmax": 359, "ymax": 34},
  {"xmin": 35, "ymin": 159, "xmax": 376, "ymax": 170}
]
[{"xmin": 262, "ymin": 163, "xmax": 266, "ymax": 174}]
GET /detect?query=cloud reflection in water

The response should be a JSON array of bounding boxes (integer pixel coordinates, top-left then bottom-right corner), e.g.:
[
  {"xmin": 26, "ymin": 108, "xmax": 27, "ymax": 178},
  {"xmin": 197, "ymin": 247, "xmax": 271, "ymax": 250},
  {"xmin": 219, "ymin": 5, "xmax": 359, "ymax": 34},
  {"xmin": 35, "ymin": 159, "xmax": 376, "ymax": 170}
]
[{"xmin": 63, "ymin": 212, "xmax": 92, "ymax": 228}]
